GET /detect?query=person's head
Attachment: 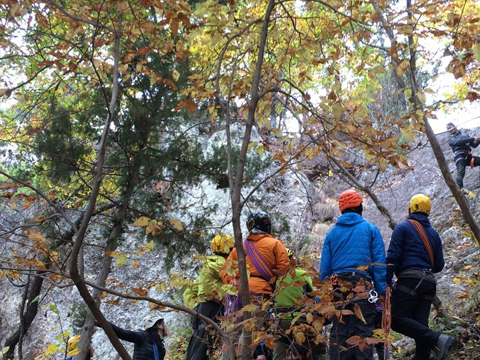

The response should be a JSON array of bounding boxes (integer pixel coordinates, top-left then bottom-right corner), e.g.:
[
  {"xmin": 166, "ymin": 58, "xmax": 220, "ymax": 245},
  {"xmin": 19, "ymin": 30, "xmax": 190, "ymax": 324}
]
[
  {"xmin": 446, "ymin": 122, "xmax": 458, "ymax": 134},
  {"xmin": 246, "ymin": 211, "xmax": 272, "ymax": 234},
  {"xmin": 409, "ymin": 194, "xmax": 431, "ymax": 216},
  {"xmin": 143, "ymin": 314, "xmax": 168, "ymax": 338},
  {"xmin": 211, "ymin": 233, "xmax": 234, "ymax": 256},
  {"xmin": 338, "ymin": 190, "xmax": 363, "ymax": 215}
]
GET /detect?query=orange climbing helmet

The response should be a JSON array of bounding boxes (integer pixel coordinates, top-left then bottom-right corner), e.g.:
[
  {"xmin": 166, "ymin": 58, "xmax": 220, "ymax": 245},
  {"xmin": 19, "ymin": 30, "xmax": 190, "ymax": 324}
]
[{"xmin": 338, "ymin": 190, "xmax": 363, "ymax": 213}]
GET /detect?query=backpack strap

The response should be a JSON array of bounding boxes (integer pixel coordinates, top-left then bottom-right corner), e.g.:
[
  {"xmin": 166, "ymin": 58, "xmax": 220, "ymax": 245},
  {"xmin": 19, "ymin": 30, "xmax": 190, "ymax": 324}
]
[
  {"xmin": 405, "ymin": 219, "xmax": 434, "ymax": 266},
  {"xmin": 244, "ymin": 239, "xmax": 274, "ymax": 282}
]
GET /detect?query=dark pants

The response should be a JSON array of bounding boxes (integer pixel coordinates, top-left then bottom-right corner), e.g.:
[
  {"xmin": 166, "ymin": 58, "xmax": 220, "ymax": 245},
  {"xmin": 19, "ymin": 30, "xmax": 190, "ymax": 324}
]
[
  {"xmin": 186, "ymin": 301, "xmax": 222, "ymax": 360},
  {"xmin": 455, "ymin": 155, "xmax": 480, "ymax": 188},
  {"xmin": 391, "ymin": 273, "xmax": 440, "ymax": 360},
  {"xmin": 330, "ymin": 274, "xmax": 377, "ymax": 360}
]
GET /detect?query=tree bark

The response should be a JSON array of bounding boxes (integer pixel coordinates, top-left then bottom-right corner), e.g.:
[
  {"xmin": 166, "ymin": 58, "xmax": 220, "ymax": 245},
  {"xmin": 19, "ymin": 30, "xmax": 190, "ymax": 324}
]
[
  {"xmin": 2, "ymin": 275, "xmax": 43, "ymax": 360},
  {"xmin": 74, "ymin": 113, "xmax": 153, "ymax": 360},
  {"xmin": 223, "ymin": 2, "xmax": 276, "ymax": 359},
  {"xmin": 67, "ymin": 13, "xmax": 131, "ymax": 360}
]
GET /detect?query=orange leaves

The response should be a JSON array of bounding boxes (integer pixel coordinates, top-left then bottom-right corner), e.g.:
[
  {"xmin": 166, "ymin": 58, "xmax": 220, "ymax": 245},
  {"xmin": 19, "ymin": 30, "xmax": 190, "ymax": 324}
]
[
  {"xmin": 353, "ymin": 303, "xmax": 366, "ymax": 324},
  {"xmin": 175, "ymin": 99, "xmax": 197, "ymax": 114},
  {"xmin": 131, "ymin": 287, "xmax": 149, "ymax": 296}
]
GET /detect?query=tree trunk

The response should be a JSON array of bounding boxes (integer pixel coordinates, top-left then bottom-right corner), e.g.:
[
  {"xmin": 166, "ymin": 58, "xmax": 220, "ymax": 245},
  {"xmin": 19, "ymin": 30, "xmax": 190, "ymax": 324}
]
[
  {"xmin": 2, "ymin": 275, "xmax": 44, "ymax": 360},
  {"xmin": 224, "ymin": 2, "xmax": 276, "ymax": 359},
  {"xmin": 74, "ymin": 123, "xmax": 151, "ymax": 360}
]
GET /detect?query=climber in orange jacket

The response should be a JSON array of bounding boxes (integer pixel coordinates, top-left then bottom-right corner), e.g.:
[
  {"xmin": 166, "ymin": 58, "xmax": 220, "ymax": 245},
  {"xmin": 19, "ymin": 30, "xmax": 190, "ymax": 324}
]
[{"xmin": 221, "ymin": 211, "xmax": 290, "ymax": 296}]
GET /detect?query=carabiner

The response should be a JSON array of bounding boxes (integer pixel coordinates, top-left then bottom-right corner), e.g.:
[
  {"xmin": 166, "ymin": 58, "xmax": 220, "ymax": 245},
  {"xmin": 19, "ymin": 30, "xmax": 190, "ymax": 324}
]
[{"xmin": 368, "ymin": 289, "xmax": 378, "ymax": 303}]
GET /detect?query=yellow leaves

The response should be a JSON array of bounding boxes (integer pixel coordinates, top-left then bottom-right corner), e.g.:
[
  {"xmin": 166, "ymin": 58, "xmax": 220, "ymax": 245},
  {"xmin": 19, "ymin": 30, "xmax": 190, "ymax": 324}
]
[
  {"xmin": 66, "ymin": 348, "xmax": 81, "ymax": 357},
  {"xmin": 294, "ymin": 331, "xmax": 306, "ymax": 345},
  {"xmin": 25, "ymin": 230, "xmax": 46, "ymax": 242},
  {"xmin": 147, "ymin": 220, "xmax": 163, "ymax": 236},
  {"xmin": 377, "ymin": 157, "xmax": 388, "ymax": 172},
  {"xmin": 397, "ymin": 60, "xmax": 410, "ymax": 78},
  {"xmin": 241, "ymin": 303, "xmax": 259, "ymax": 313},
  {"xmin": 331, "ymin": 104, "xmax": 344, "ymax": 120},
  {"xmin": 133, "ymin": 216, "xmax": 150, "ymax": 227},
  {"xmin": 169, "ymin": 218, "xmax": 184, "ymax": 232},
  {"xmin": 116, "ymin": 256, "xmax": 128, "ymax": 267},
  {"xmin": 45, "ymin": 344, "xmax": 60, "ymax": 356},
  {"xmin": 400, "ymin": 123, "xmax": 415, "ymax": 143},
  {"xmin": 313, "ymin": 317, "xmax": 325, "ymax": 331},
  {"xmin": 106, "ymin": 251, "xmax": 122, "ymax": 258},
  {"xmin": 474, "ymin": 43, "xmax": 480, "ymax": 62},
  {"xmin": 403, "ymin": 88, "xmax": 412, "ymax": 100},
  {"xmin": 453, "ymin": 277, "xmax": 463, "ymax": 285},
  {"xmin": 146, "ymin": 240, "xmax": 155, "ymax": 250}
]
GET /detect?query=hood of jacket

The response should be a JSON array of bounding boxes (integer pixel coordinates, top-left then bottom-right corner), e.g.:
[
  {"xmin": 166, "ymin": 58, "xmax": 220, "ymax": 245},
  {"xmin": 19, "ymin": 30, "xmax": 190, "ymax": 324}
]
[
  {"xmin": 407, "ymin": 212, "xmax": 431, "ymax": 227},
  {"xmin": 336, "ymin": 212, "xmax": 365, "ymax": 226}
]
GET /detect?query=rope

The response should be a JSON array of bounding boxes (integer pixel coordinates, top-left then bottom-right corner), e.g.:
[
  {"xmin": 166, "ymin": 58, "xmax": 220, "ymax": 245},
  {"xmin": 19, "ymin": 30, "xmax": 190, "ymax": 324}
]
[{"xmin": 381, "ymin": 286, "xmax": 392, "ymax": 360}]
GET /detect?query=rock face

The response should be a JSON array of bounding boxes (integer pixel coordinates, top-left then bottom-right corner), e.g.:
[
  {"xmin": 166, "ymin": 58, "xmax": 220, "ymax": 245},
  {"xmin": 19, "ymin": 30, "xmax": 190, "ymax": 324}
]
[{"xmin": 1, "ymin": 127, "xmax": 480, "ymax": 359}]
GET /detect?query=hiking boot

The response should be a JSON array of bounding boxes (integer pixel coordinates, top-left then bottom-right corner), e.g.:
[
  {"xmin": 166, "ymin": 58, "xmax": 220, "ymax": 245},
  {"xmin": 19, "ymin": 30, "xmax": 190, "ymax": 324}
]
[{"xmin": 434, "ymin": 334, "xmax": 454, "ymax": 360}]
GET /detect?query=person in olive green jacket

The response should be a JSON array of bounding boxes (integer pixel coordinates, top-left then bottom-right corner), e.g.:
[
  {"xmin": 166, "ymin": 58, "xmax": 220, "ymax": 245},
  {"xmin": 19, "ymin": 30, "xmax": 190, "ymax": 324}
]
[
  {"xmin": 274, "ymin": 249, "xmax": 328, "ymax": 360},
  {"xmin": 184, "ymin": 234, "xmax": 234, "ymax": 360}
]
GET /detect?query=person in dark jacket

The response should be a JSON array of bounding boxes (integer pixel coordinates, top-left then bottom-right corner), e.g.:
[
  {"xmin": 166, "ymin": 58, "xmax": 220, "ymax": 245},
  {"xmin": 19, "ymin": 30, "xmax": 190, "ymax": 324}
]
[
  {"xmin": 446, "ymin": 122, "xmax": 480, "ymax": 189},
  {"xmin": 320, "ymin": 189, "xmax": 386, "ymax": 360},
  {"xmin": 387, "ymin": 194, "xmax": 453, "ymax": 360},
  {"xmin": 97, "ymin": 314, "xmax": 167, "ymax": 360}
]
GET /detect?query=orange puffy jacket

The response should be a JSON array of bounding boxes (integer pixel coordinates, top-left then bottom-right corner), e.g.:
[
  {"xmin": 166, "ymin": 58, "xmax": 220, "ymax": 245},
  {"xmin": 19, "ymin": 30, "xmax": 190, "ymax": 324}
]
[{"xmin": 221, "ymin": 233, "xmax": 290, "ymax": 295}]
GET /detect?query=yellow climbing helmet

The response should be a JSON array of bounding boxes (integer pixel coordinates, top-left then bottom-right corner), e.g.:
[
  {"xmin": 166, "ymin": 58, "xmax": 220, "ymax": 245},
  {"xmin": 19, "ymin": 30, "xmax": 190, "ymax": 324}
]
[
  {"xmin": 211, "ymin": 233, "xmax": 234, "ymax": 254},
  {"xmin": 409, "ymin": 194, "xmax": 431, "ymax": 215}
]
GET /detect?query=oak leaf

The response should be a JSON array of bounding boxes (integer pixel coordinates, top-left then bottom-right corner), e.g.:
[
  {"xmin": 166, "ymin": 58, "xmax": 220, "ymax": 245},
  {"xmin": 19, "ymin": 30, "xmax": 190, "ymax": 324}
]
[{"xmin": 132, "ymin": 287, "xmax": 148, "ymax": 296}]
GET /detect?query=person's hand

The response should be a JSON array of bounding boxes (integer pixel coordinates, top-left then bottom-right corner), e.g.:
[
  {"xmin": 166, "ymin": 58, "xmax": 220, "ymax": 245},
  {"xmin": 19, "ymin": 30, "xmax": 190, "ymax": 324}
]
[
  {"xmin": 474, "ymin": 136, "xmax": 480, "ymax": 142},
  {"xmin": 376, "ymin": 294, "xmax": 385, "ymax": 307}
]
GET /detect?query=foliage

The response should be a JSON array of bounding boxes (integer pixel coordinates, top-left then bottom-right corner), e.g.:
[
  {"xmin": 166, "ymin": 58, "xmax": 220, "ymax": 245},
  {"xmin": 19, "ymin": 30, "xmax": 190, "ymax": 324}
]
[{"xmin": 1, "ymin": 0, "xmax": 480, "ymax": 359}]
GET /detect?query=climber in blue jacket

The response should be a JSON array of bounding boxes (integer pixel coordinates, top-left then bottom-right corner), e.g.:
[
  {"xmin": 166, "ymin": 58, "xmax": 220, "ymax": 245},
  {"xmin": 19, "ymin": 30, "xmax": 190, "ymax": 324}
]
[{"xmin": 320, "ymin": 189, "xmax": 386, "ymax": 360}]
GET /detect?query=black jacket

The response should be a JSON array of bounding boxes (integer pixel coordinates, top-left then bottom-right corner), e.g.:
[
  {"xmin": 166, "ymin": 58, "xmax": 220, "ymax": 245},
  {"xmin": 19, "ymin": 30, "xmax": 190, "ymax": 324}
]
[
  {"xmin": 448, "ymin": 130, "xmax": 480, "ymax": 162},
  {"xmin": 386, "ymin": 213, "xmax": 445, "ymax": 284},
  {"xmin": 110, "ymin": 322, "xmax": 166, "ymax": 360}
]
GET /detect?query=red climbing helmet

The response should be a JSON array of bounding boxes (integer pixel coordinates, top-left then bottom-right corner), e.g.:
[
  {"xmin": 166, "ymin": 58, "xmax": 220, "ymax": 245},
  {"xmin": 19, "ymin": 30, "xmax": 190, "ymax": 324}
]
[{"xmin": 338, "ymin": 190, "xmax": 363, "ymax": 213}]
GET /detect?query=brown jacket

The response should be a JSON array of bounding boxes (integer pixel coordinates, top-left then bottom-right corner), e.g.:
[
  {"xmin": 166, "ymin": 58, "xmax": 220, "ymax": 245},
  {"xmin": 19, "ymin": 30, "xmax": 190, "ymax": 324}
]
[{"xmin": 221, "ymin": 233, "xmax": 290, "ymax": 294}]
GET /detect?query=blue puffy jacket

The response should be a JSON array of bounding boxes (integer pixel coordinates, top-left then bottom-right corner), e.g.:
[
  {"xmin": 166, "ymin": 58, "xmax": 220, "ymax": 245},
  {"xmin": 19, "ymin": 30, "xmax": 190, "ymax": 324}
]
[
  {"xmin": 319, "ymin": 212, "xmax": 386, "ymax": 295},
  {"xmin": 386, "ymin": 212, "xmax": 445, "ymax": 284}
]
